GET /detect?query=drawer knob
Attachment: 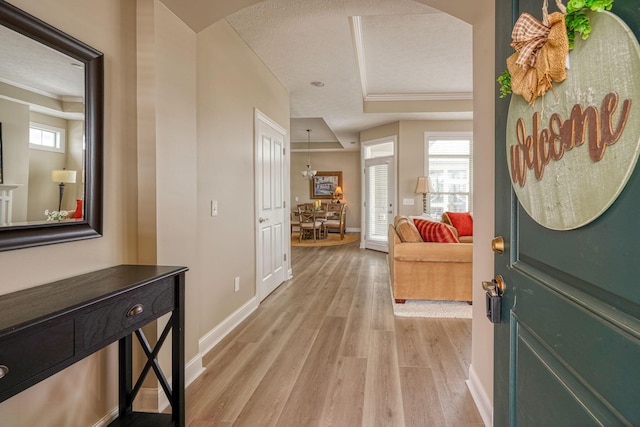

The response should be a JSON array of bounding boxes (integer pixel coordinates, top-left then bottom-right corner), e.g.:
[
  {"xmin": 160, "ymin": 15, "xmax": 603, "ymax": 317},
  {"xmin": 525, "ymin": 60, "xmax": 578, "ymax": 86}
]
[
  {"xmin": 0, "ymin": 365, "xmax": 8, "ymax": 379},
  {"xmin": 127, "ymin": 304, "xmax": 144, "ymax": 317}
]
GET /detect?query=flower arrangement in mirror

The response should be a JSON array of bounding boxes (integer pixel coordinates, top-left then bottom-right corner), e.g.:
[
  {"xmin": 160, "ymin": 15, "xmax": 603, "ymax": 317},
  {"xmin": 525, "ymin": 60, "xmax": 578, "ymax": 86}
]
[{"xmin": 45, "ymin": 209, "xmax": 69, "ymax": 222}]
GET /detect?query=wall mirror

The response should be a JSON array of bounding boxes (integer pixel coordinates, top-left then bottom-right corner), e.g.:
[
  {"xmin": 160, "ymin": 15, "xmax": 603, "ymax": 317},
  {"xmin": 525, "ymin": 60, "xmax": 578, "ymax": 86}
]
[{"xmin": 0, "ymin": 2, "xmax": 103, "ymax": 251}]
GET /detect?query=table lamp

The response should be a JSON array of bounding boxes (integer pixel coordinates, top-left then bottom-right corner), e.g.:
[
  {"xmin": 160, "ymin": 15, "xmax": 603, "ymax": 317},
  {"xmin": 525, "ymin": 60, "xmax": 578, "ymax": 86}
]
[
  {"xmin": 414, "ymin": 176, "xmax": 433, "ymax": 215},
  {"xmin": 51, "ymin": 169, "xmax": 77, "ymax": 211},
  {"xmin": 333, "ymin": 186, "xmax": 343, "ymax": 203}
]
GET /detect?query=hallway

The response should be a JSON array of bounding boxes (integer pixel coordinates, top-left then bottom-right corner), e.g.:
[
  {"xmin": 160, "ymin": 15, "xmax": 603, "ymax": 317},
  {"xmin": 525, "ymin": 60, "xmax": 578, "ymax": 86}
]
[{"xmin": 185, "ymin": 241, "xmax": 483, "ymax": 426}]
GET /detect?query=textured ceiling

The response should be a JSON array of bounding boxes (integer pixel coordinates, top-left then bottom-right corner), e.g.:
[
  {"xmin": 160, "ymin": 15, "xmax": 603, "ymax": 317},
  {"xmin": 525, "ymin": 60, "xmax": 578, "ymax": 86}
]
[
  {"xmin": 0, "ymin": 0, "xmax": 473, "ymax": 151},
  {"xmin": 0, "ymin": 25, "xmax": 85, "ymax": 104},
  {"xmin": 362, "ymin": 13, "xmax": 472, "ymax": 95},
  {"xmin": 225, "ymin": 0, "xmax": 473, "ymax": 149}
]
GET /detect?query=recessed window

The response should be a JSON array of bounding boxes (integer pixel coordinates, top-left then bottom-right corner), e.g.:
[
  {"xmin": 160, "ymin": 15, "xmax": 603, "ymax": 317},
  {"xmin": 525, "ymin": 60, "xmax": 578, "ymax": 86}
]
[
  {"xmin": 425, "ymin": 133, "xmax": 473, "ymax": 218},
  {"xmin": 29, "ymin": 123, "xmax": 65, "ymax": 153}
]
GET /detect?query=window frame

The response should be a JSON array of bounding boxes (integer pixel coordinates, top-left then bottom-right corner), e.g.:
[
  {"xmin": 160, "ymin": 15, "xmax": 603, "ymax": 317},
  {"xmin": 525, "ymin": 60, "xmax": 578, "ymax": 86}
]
[
  {"xmin": 29, "ymin": 122, "xmax": 66, "ymax": 153},
  {"xmin": 424, "ymin": 131, "xmax": 473, "ymax": 219}
]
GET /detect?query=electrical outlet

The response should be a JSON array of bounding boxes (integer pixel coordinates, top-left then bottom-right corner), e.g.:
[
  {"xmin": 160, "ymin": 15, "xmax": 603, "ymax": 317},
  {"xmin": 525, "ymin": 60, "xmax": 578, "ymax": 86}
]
[
  {"xmin": 234, "ymin": 276, "xmax": 240, "ymax": 292},
  {"xmin": 211, "ymin": 200, "xmax": 218, "ymax": 216}
]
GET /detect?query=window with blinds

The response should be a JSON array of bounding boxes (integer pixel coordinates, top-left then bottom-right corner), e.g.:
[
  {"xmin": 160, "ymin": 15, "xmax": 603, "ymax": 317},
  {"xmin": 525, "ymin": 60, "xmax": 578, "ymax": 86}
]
[
  {"xmin": 426, "ymin": 136, "xmax": 472, "ymax": 218},
  {"xmin": 366, "ymin": 163, "xmax": 389, "ymax": 242}
]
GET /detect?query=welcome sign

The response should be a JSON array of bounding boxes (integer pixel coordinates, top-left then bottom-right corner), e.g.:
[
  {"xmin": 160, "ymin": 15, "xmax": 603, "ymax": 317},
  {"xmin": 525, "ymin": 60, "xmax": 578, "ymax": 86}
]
[{"xmin": 506, "ymin": 11, "xmax": 640, "ymax": 230}]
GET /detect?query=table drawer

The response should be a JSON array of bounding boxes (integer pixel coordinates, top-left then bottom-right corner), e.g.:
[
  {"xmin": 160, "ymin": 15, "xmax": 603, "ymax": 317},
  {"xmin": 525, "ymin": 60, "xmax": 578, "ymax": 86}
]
[
  {"xmin": 0, "ymin": 320, "xmax": 75, "ymax": 396},
  {"xmin": 80, "ymin": 279, "xmax": 174, "ymax": 350}
]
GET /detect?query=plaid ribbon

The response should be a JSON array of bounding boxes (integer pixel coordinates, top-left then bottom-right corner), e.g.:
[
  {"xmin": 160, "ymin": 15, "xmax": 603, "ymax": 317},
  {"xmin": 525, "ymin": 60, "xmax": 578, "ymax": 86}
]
[{"xmin": 510, "ymin": 12, "xmax": 551, "ymax": 69}]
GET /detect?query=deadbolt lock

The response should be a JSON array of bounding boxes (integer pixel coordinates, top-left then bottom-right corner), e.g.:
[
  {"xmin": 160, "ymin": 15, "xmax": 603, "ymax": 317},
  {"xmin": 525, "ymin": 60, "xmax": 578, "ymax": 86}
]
[
  {"xmin": 482, "ymin": 275, "xmax": 506, "ymax": 323},
  {"xmin": 491, "ymin": 236, "xmax": 505, "ymax": 254},
  {"xmin": 482, "ymin": 274, "xmax": 506, "ymax": 295}
]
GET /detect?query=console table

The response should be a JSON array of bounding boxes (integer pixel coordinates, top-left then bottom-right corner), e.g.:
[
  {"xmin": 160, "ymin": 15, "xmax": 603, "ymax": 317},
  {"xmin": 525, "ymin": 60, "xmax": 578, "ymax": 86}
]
[{"xmin": 0, "ymin": 264, "xmax": 187, "ymax": 426}]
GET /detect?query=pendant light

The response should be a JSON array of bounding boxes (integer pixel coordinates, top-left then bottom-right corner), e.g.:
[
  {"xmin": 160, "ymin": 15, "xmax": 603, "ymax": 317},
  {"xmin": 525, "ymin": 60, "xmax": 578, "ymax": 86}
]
[{"xmin": 301, "ymin": 129, "xmax": 317, "ymax": 180}]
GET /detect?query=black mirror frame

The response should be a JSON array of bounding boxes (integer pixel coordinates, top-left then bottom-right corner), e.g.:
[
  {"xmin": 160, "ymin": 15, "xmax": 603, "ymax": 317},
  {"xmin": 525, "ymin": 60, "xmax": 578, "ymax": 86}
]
[{"xmin": 0, "ymin": 2, "xmax": 103, "ymax": 251}]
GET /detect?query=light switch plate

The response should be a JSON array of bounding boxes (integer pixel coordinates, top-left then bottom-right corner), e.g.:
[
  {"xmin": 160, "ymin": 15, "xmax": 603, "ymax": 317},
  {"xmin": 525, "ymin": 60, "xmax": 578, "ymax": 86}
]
[{"xmin": 402, "ymin": 198, "xmax": 415, "ymax": 206}]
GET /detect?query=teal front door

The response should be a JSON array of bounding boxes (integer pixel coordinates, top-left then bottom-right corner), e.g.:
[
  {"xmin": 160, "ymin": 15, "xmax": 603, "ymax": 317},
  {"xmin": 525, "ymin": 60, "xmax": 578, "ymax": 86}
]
[{"xmin": 494, "ymin": 1, "xmax": 640, "ymax": 425}]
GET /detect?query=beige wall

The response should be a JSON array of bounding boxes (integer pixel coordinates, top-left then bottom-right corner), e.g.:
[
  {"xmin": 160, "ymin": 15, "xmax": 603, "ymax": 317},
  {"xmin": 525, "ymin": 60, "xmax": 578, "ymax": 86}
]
[
  {"xmin": 360, "ymin": 121, "xmax": 399, "ymax": 144},
  {"xmin": 398, "ymin": 120, "xmax": 473, "ymax": 217},
  {"xmin": 361, "ymin": 119, "xmax": 473, "ymax": 218},
  {"xmin": 196, "ymin": 19, "xmax": 289, "ymax": 335},
  {"xmin": 291, "ymin": 151, "xmax": 361, "ymax": 230},
  {"xmin": 0, "ymin": 0, "xmax": 138, "ymax": 426},
  {"xmin": 135, "ymin": 0, "xmax": 201, "ymax": 378},
  {"xmin": 25, "ymin": 112, "xmax": 83, "ymax": 220},
  {"xmin": 0, "ymin": 97, "xmax": 30, "ymax": 222},
  {"xmin": 0, "ymin": 52, "xmax": 85, "ymax": 222}
]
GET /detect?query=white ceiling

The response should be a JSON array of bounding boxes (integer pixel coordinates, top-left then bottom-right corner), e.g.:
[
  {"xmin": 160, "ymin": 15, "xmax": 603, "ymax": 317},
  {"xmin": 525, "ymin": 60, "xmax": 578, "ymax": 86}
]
[
  {"xmin": 0, "ymin": 25, "xmax": 84, "ymax": 99},
  {"xmin": 0, "ymin": 25, "xmax": 85, "ymax": 119},
  {"xmin": 0, "ymin": 0, "xmax": 473, "ymax": 151},
  {"xmin": 224, "ymin": 0, "xmax": 473, "ymax": 150}
]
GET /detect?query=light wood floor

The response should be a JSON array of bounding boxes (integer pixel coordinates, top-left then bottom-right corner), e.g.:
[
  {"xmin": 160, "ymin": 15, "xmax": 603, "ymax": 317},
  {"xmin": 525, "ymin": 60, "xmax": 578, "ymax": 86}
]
[{"xmin": 185, "ymin": 239, "xmax": 484, "ymax": 426}]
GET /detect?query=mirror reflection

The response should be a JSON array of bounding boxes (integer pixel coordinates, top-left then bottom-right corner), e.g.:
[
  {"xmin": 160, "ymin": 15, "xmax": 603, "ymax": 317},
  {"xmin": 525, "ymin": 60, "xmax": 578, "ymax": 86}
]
[{"xmin": 0, "ymin": 24, "xmax": 85, "ymax": 226}]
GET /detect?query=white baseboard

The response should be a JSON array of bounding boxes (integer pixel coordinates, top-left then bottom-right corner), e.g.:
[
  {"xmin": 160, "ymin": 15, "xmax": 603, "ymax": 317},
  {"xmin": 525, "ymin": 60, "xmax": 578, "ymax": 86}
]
[
  {"xmin": 94, "ymin": 297, "xmax": 258, "ymax": 425},
  {"xmin": 92, "ymin": 407, "xmax": 118, "ymax": 427},
  {"xmin": 466, "ymin": 364, "xmax": 493, "ymax": 427},
  {"xmin": 134, "ymin": 353, "xmax": 205, "ymax": 412},
  {"xmin": 158, "ymin": 353, "xmax": 206, "ymax": 411},
  {"xmin": 137, "ymin": 387, "xmax": 160, "ymax": 412},
  {"xmin": 199, "ymin": 296, "xmax": 259, "ymax": 358},
  {"xmin": 186, "ymin": 354, "xmax": 206, "ymax": 389},
  {"xmin": 345, "ymin": 227, "xmax": 361, "ymax": 233}
]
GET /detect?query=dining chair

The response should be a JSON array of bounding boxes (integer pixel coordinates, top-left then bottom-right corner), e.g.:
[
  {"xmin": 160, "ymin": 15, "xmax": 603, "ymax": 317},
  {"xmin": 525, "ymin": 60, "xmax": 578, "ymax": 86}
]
[
  {"xmin": 298, "ymin": 207, "xmax": 324, "ymax": 242},
  {"xmin": 326, "ymin": 203, "xmax": 342, "ymax": 219},
  {"xmin": 290, "ymin": 210, "xmax": 301, "ymax": 235},
  {"xmin": 323, "ymin": 204, "xmax": 347, "ymax": 239}
]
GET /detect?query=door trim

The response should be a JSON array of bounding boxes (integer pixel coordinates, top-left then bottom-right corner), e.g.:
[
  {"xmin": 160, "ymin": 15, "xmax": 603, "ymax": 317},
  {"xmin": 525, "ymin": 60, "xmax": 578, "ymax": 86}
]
[
  {"xmin": 360, "ymin": 136, "xmax": 397, "ymax": 251},
  {"xmin": 423, "ymin": 131, "xmax": 474, "ymax": 217},
  {"xmin": 254, "ymin": 108, "xmax": 289, "ymax": 301}
]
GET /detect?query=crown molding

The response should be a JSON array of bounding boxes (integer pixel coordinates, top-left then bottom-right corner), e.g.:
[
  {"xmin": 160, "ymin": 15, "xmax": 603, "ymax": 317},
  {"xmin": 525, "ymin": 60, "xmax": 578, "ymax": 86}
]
[
  {"xmin": 365, "ymin": 92, "xmax": 473, "ymax": 102},
  {"xmin": 350, "ymin": 16, "xmax": 368, "ymax": 99}
]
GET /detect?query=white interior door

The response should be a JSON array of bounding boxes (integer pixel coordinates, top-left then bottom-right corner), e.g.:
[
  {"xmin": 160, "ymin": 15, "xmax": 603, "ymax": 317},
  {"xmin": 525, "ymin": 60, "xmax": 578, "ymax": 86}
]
[
  {"xmin": 363, "ymin": 155, "xmax": 395, "ymax": 253},
  {"xmin": 255, "ymin": 112, "xmax": 287, "ymax": 301}
]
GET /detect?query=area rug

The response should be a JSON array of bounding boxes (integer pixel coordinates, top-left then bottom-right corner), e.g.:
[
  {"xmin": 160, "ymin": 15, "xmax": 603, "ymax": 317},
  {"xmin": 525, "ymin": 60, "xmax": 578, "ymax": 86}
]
[
  {"xmin": 291, "ymin": 233, "xmax": 359, "ymax": 247},
  {"xmin": 392, "ymin": 299, "xmax": 472, "ymax": 319}
]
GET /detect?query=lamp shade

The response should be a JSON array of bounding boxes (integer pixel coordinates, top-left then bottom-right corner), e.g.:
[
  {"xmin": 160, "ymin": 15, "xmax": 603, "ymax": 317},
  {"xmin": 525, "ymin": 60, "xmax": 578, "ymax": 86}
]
[
  {"xmin": 334, "ymin": 186, "xmax": 343, "ymax": 195},
  {"xmin": 414, "ymin": 176, "xmax": 433, "ymax": 194},
  {"xmin": 51, "ymin": 169, "xmax": 77, "ymax": 183}
]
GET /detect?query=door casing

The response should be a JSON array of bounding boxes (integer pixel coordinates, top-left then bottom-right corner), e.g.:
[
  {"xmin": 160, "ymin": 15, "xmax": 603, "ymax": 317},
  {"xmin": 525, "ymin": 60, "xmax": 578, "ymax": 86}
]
[
  {"xmin": 361, "ymin": 136, "xmax": 397, "ymax": 252},
  {"xmin": 254, "ymin": 109, "xmax": 288, "ymax": 301}
]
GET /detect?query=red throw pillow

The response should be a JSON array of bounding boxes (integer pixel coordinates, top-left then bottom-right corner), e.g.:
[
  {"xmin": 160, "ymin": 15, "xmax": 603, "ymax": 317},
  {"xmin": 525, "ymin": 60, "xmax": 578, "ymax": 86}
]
[
  {"xmin": 444, "ymin": 212, "xmax": 473, "ymax": 237},
  {"xmin": 413, "ymin": 218, "xmax": 459, "ymax": 243}
]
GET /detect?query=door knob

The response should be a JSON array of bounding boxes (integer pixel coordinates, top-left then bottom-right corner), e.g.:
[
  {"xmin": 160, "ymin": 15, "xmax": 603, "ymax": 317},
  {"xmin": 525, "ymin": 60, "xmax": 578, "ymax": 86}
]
[
  {"xmin": 491, "ymin": 236, "xmax": 505, "ymax": 254},
  {"xmin": 259, "ymin": 217, "xmax": 269, "ymax": 223}
]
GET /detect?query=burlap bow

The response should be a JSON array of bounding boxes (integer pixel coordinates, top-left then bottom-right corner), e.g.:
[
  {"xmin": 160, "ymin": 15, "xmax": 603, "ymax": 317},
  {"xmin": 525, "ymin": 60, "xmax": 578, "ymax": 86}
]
[
  {"xmin": 507, "ymin": 1, "xmax": 569, "ymax": 104},
  {"xmin": 511, "ymin": 13, "xmax": 551, "ymax": 69}
]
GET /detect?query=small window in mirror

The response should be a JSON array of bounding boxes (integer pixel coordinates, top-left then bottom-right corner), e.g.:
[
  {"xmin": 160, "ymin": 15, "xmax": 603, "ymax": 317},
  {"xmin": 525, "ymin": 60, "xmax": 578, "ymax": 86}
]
[{"xmin": 29, "ymin": 122, "xmax": 65, "ymax": 153}]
